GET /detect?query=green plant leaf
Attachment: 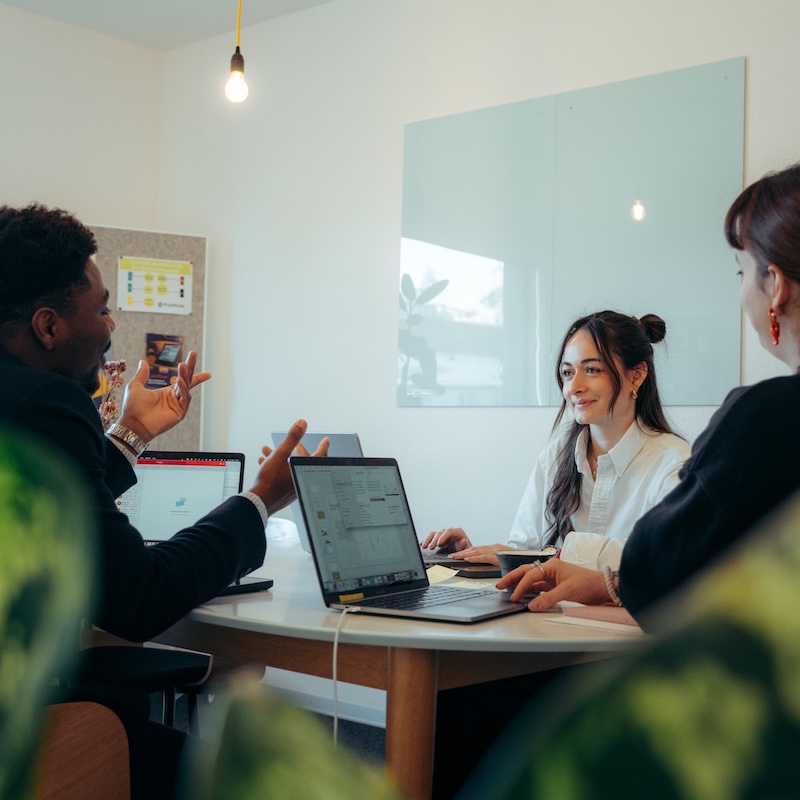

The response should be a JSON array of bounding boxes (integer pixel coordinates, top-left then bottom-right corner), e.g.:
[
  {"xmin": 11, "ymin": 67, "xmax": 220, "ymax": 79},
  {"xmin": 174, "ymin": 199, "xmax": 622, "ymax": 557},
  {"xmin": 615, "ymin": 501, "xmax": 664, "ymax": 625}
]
[
  {"xmin": 399, "ymin": 294, "xmax": 407, "ymax": 312},
  {"xmin": 416, "ymin": 279, "xmax": 449, "ymax": 305},
  {"xmin": 400, "ymin": 273, "xmax": 416, "ymax": 302},
  {"xmin": 180, "ymin": 681, "xmax": 401, "ymax": 800},
  {"xmin": 0, "ymin": 429, "xmax": 95, "ymax": 800}
]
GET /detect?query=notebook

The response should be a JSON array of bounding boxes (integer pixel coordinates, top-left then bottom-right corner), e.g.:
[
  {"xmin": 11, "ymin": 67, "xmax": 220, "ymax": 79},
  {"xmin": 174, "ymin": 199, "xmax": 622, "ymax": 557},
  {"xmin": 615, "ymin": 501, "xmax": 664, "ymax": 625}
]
[
  {"xmin": 271, "ymin": 432, "xmax": 364, "ymax": 552},
  {"xmin": 116, "ymin": 451, "xmax": 273, "ymax": 596},
  {"xmin": 289, "ymin": 456, "xmax": 527, "ymax": 623}
]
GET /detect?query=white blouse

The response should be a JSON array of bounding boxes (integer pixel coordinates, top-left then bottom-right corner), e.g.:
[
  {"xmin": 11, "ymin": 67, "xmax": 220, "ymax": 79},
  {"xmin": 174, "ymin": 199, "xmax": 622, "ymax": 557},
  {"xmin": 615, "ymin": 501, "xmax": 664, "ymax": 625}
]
[{"xmin": 506, "ymin": 420, "xmax": 690, "ymax": 570}]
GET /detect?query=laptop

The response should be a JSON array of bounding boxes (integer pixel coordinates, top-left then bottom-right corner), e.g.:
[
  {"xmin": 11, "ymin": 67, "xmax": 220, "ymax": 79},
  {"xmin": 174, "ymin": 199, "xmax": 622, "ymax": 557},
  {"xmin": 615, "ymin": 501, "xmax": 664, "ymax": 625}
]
[
  {"xmin": 289, "ymin": 456, "xmax": 527, "ymax": 623},
  {"xmin": 271, "ymin": 432, "xmax": 364, "ymax": 552},
  {"xmin": 116, "ymin": 451, "xmax": 273, "ymax": 596}
]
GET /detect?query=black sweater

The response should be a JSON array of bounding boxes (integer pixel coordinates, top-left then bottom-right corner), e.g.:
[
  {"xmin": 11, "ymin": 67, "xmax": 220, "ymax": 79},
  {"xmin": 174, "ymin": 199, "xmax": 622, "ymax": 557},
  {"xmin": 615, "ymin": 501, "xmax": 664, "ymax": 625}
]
[{"xmin": 620, "ymin": 373, "xmax": 800, "ymax": 623}]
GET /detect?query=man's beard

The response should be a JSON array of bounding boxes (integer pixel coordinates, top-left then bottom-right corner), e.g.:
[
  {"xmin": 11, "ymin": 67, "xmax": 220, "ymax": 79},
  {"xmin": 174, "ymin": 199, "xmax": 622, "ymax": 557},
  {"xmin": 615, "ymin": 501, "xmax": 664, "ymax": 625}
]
[{"xmin": 80, "ymin": 370, "xmax": 101, "ymax": 395}]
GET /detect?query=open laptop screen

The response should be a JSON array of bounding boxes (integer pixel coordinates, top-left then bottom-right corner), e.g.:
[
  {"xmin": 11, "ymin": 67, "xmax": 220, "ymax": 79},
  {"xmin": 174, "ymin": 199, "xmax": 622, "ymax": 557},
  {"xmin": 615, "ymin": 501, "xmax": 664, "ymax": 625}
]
[
  {"xmin": 271, "ymin": 432, "xmax": 363, "ymax": 552},
  {"xmin": 116, "ymin": 451, "xmax": 244, "ymax": 543},
  {"xmin": 290, "ymin": 457, "xmax": 428, "ymax": 598}
]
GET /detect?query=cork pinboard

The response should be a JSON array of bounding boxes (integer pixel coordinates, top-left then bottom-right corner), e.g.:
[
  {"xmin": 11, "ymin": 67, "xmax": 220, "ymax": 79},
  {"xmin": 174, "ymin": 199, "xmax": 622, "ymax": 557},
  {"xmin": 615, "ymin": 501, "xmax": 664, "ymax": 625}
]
[{"xmin": 91, "ymin": 226, "xmax": 207, "ymax": 451}]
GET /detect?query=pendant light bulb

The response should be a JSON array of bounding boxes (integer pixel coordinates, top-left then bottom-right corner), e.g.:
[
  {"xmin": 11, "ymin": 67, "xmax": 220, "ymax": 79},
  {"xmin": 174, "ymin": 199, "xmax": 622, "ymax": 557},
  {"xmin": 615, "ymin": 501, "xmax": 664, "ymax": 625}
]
[
  {"xmin": 225, "ymin": 46, "xmax": 249, "ymax": 102},
  {"xmin": 631, "ymin": 199, "xmax": 646, "ymax": 222},
  {"xmin": 225, "ymin": 0, "xmax": 248, "ymax": 103}
]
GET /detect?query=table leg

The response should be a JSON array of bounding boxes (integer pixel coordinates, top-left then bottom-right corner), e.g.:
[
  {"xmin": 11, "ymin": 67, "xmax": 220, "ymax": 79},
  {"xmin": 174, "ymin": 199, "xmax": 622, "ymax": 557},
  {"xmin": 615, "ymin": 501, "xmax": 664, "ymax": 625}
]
[{"xmin": 385, "ymin": 647, "xmax": 438, "ymax": 800}]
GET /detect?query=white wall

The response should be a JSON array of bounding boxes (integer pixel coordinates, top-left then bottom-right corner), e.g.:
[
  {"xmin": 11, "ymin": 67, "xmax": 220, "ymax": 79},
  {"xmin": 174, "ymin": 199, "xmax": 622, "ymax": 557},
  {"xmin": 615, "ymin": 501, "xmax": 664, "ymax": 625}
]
[
  {"xmin": 0, "ymin": 4, "xmax": 162, "ymax": 228},
  {"xmin": 3, "ymin": 0, "xmax": 797, "ymax": 538},
  {"xmin": 3, "ymin": 0, "xmax": 796, "ymax": 541},
  {"xmin": 157, "ymin": 0, "xmax": 797, "ymax": 544},
  {"xmin": 2, "ymin": 0, "xmax": 800, "ymax": 724}
]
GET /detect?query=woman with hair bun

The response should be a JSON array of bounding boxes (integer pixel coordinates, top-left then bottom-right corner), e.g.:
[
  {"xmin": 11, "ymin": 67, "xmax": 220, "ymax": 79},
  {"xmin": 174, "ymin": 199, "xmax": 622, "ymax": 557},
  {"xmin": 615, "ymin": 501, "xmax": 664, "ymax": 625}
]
[
  {"xmin": 422, "ymin": 310, "xmax": 690, "ymax": 570},
  {"xmin": 504, "ymin": 162, "xmax": 800, "ymax": 623}
]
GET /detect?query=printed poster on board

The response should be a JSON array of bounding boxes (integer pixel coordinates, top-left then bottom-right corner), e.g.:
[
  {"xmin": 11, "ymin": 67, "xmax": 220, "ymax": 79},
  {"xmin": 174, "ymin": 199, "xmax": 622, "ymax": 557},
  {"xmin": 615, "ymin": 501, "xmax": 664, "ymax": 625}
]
[{"xmin": 117, "ymin": 256, "xmax": 193, "ymax": 315}]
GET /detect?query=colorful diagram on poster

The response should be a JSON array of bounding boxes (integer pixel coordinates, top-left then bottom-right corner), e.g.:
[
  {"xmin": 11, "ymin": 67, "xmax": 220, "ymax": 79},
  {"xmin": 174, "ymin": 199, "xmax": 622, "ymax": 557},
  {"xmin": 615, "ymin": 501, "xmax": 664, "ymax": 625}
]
[{"xmin": 117, "ymin": 256, "xmax": 193, "ymax": 315}]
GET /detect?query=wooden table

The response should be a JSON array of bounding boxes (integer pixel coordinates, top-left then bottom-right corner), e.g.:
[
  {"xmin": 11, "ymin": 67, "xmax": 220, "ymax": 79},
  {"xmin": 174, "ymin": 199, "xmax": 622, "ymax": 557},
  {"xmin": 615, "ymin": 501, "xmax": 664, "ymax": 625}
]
[{"xmin": 154, "ymin": 542, "xmax": 644, "ymax": 799}]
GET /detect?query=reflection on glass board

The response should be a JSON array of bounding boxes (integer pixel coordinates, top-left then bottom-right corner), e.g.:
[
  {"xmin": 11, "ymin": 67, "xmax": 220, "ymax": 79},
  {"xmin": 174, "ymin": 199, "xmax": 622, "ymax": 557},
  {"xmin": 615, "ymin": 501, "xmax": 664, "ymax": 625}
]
[
  {"xmin": 398, "ymin": 239, "xmax": 555, "ymax": 406},
  {"xmin": 398, "ymin": 239, "xmax": 507, "ymax": 404},
  {"xmin": 398, "ymin": 58, "xmax": 744, "ymax": 407}
]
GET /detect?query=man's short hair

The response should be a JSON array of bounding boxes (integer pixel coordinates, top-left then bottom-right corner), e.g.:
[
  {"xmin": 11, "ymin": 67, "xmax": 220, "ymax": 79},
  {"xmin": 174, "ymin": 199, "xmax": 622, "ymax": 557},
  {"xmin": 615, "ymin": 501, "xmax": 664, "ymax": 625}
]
[{"xmin": 0, "ymin": 204, "xmax": 97, "ymax": 337}]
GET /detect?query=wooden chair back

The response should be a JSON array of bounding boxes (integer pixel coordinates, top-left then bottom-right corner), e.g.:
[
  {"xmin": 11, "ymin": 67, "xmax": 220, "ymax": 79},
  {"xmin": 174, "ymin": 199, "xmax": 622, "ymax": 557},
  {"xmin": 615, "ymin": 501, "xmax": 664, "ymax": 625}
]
[{"xmin": 34, "ymin": 702, "xmax": 130, "ymax": 800}]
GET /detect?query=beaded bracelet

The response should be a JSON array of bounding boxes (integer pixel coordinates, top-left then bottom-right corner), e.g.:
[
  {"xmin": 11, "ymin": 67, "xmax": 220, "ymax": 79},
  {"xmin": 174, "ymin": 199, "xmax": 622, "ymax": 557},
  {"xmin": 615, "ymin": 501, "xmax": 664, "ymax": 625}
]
[{"xmin": 602, "ymin": 564, "xmax": 623, "ymax": 606}]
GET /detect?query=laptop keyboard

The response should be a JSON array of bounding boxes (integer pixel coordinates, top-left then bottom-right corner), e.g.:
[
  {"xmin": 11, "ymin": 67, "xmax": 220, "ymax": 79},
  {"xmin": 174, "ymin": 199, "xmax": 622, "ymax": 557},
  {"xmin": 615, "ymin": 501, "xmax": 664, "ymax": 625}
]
[{"xmin": 354, "ymin": 585, "xmax": 497, "ymax": 611}]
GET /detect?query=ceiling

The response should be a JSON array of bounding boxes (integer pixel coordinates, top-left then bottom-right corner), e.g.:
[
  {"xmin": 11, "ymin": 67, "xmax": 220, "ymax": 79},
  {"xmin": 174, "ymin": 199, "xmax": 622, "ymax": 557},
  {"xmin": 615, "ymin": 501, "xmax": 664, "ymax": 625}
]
[{"xmin": 2, "ymin": 0, "xmax": 336, "ymax": 51}]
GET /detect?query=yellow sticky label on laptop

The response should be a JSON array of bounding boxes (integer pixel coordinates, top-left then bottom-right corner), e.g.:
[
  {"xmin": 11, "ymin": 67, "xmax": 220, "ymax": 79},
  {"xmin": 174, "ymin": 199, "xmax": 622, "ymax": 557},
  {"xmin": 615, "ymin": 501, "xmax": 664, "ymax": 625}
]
[{"xmin": 339, "ymin": 592, "xmax": 365, "ymax": 602}]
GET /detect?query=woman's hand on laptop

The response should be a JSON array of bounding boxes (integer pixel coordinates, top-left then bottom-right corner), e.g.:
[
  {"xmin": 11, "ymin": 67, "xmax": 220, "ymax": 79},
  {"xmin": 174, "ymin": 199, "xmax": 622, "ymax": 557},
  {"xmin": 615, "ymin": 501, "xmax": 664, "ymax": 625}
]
[
  {"xmin": 250, "ymin": 422, "xmax": 330, "ymax": 515},
  {"xmin": 497, "ymin": 558, "xmax": 611, "ymax": 611},
  {"xmin": 421, "ymin": 528, "xmax": 513, "ymax": 566},
  {"xmin": 447, "ymin": 544, "xmax": 509, "ymax": 566},
  {"xmin": 420, "ymin": 527, "xmax": 472, "ymax": 552}
]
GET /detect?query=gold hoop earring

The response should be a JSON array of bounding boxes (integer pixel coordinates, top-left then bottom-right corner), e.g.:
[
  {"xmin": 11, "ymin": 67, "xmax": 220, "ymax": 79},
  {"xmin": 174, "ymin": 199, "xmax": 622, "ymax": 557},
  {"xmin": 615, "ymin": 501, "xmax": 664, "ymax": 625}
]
[{"xmin": 631, "ymin": 385, "xmax": 638, "ymax": 400}]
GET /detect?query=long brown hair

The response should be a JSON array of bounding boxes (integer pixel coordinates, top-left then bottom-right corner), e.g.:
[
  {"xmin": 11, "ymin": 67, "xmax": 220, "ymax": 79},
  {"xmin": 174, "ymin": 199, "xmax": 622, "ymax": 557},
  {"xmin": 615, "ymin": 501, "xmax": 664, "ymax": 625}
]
[{"xmin": 543, "ymin": 311, "xmax": 676, "ymax": 545}]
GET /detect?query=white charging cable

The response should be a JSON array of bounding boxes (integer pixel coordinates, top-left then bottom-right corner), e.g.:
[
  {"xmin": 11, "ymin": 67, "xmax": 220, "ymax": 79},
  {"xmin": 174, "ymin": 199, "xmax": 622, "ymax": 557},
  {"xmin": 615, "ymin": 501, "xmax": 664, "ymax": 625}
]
[{"xmin": 331, "ymin": 607, "xmax": 358, "ymax": 747}]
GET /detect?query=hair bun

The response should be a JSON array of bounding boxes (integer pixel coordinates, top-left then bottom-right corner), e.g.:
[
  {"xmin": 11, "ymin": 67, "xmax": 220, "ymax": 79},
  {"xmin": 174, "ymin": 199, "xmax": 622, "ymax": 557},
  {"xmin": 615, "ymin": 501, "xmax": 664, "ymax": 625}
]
[{"xmin": 638, "ymin": 314, "xmax": 666, "ymax": 344}]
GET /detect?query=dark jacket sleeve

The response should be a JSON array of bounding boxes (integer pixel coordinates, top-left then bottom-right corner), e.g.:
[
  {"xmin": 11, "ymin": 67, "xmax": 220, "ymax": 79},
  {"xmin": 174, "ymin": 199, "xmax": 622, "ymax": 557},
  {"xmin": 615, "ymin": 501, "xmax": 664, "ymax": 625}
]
[
  {"xmin": 620, "ymin": 376, "xmax": 800, "ymax": 623},
  {"xmin": 5, "ymin": 364, "xmax": 266, "ymax": 642},
  {"xmin": 104, "ymin": 434, "xmax": 138, "ymax": 498}
]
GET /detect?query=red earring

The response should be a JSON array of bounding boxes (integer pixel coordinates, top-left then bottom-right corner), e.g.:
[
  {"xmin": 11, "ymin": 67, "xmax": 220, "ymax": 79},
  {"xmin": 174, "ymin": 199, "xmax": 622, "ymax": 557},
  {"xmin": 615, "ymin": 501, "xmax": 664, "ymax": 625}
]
[{"xmin": 769, "ymin": 307, "xmax": 780, "ymax": 346}]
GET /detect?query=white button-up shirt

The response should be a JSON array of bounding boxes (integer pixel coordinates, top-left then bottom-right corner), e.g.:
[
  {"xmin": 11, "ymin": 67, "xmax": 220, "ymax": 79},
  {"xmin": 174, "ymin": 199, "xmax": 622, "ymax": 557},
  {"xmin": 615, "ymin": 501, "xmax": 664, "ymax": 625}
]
[{"xmin": 507, "ymin": 420, "xmax": 690, "ymax": 570}]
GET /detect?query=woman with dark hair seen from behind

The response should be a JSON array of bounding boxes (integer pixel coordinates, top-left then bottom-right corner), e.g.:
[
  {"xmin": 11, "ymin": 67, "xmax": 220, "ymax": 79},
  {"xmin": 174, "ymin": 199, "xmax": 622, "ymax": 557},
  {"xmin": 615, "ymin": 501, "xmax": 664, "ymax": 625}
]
[
  {"xmin": 503, "ymin": 162, "xmax": 800, "ymax": 624},
  {"xmin": 423, "ymin": 310, "xmax": 690, "ymax": 572}
]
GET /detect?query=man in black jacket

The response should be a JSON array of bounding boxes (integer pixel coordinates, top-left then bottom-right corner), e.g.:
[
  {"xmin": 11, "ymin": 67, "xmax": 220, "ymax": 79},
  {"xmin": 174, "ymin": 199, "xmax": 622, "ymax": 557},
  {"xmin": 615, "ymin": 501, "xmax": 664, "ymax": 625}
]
[{"xmin": 0, "ymin": 202, "xmax": 326, "ymax": 798}]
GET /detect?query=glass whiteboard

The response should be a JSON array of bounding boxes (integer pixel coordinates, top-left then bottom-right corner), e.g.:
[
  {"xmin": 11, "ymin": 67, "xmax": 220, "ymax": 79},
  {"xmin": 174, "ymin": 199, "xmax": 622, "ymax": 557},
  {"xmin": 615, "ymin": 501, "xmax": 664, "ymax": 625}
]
[{"xmin": 398, "ymin": 58, "xmax": 744, "ymax": 407}]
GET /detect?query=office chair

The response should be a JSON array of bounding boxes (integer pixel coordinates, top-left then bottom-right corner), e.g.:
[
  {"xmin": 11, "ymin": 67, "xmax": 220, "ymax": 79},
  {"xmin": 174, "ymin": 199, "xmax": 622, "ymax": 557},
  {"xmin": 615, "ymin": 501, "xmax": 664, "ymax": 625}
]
[
  {"xmin": 79, "ymin": 627, "xmax": 266, "ymax": 735},
  {"xmin": 34, "ymin": 701, "xmax": 130, "ymax": 800},
  {"xmin": 76, "ymin": 643, "xmax": 213, "ymax": 734}
]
